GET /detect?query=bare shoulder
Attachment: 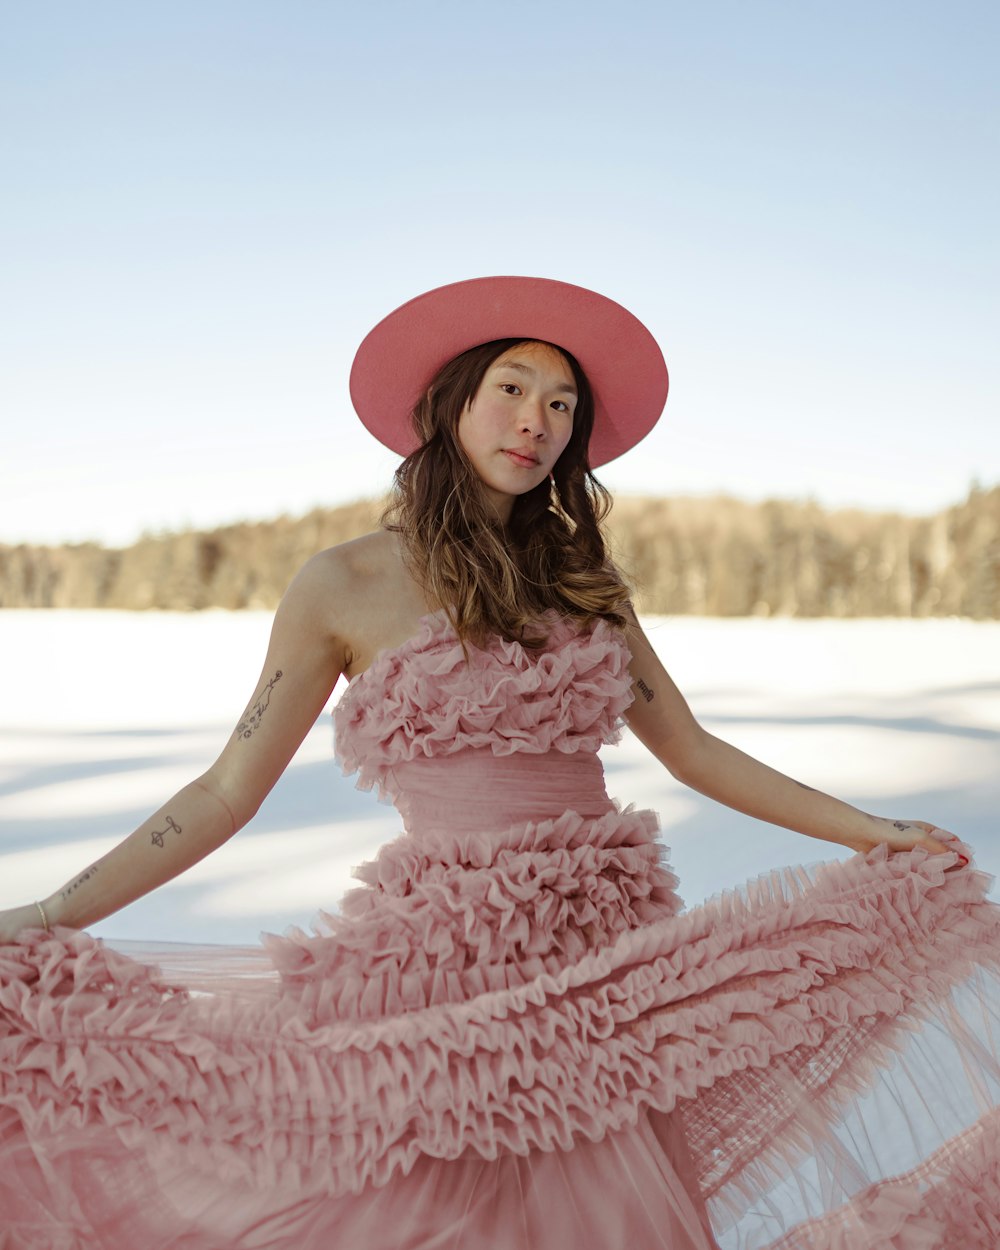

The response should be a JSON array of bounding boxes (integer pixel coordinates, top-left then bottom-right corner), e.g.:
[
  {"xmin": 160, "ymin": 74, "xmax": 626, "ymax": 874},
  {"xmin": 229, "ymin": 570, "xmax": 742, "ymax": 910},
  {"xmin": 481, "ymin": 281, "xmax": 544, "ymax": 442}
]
[{"xmin": 288, "ymin": 530, "xmax": 437, "ymax": 680}]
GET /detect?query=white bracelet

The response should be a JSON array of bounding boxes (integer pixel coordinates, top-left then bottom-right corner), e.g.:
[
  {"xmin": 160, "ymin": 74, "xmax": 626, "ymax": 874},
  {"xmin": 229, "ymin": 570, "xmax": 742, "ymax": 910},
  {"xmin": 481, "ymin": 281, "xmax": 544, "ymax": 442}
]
[{"xmin": 34, "ymin": 899, "xmax": 51, "ymax": 932}]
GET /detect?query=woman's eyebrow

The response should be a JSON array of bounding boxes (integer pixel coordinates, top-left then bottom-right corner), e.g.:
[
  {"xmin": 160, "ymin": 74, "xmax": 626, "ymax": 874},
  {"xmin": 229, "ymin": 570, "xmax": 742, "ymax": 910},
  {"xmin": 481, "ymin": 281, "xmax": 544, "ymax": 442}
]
[{"xmin": 497, "ymin": 360, "xmax": 578, "ymax": 398}]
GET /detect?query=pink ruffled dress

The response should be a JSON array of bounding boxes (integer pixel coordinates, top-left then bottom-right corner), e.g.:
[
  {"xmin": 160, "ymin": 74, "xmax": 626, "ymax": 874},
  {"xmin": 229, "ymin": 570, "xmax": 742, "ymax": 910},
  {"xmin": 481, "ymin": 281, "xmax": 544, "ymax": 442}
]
[{"xmin": 2, "ymin": 608, "xmax": 1000, "ymax": 1248}]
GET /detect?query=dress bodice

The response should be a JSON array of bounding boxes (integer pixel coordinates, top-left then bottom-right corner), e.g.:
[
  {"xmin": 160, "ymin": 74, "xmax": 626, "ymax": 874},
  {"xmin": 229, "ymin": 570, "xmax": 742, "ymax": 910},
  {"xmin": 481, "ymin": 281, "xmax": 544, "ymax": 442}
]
[{"xmin": 332, "ymin": 607, "xmax": 637, "ymax": 808}]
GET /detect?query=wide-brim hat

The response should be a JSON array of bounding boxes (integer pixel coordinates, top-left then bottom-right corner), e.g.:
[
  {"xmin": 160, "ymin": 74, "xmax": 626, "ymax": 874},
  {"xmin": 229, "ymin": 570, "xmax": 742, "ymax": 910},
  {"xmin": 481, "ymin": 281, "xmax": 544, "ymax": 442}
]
[{"xmin": 349, "ymin": 275, "xmax": 668, "ymax": 469}]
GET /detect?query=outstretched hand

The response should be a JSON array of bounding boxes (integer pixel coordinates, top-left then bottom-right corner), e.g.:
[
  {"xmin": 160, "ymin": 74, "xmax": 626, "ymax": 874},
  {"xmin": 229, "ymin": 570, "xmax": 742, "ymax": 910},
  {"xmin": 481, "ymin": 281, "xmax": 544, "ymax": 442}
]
[
  {"xmin": 841, "ymin": 816, "xmax": 970, "ymax": 865},
  {"xmin": 0, "ymin": 904, "xmax": 52, "ymax": 946}
]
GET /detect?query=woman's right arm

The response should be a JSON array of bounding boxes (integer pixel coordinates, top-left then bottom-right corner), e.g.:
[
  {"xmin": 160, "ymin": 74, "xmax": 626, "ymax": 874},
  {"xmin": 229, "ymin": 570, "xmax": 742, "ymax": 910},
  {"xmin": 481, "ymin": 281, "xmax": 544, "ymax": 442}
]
[{"xmin": 7, "ymin": 550, "xmax": 351, "ymax": 937}]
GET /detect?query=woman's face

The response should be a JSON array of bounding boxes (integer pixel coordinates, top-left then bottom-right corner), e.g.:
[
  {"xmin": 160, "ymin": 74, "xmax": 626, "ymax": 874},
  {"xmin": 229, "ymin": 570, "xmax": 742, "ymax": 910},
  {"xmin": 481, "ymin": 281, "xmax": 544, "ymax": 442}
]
[{"xmin": 458, "ymin": 340, "xmax": 577, "ymax": 522}]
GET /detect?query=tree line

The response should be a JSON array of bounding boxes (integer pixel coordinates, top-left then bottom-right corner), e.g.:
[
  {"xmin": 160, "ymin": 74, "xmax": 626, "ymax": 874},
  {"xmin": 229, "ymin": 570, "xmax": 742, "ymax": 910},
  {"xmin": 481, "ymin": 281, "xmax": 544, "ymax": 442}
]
[{"xmin": 1, "ymin": 485, "xmax": 997, "ymax": 618}]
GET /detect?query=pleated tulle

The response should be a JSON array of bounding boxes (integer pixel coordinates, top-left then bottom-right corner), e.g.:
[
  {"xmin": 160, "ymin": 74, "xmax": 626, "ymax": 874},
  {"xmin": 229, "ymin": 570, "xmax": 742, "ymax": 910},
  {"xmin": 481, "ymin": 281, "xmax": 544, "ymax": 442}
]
[{"xmin": 2, "ymin": 607, "xmax": 999, "ymax": 1248}]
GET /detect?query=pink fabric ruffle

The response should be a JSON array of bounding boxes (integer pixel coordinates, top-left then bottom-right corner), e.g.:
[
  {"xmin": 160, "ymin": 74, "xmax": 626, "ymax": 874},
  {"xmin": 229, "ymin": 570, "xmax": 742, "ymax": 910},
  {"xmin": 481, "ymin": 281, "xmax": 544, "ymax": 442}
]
[
  {"xmin": 765, "ymin": 1105, "xmax": 1000, "ymax": 1248},
  {"xmin": 333, "ymin": 608, "xmax": 635, "ymax": 800},
  {"xmin": 1, "ymin": 843, "xmax": 996, "ymax": 1217},
  {"xmin": 263, "ymin": 802, "xmax": 683, "ymax": 1023}
]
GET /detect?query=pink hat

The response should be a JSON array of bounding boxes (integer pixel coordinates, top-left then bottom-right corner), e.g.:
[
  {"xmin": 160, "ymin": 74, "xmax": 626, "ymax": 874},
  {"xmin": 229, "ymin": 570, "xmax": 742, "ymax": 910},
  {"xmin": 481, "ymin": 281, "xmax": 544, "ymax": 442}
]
[{"xmin": 349, "ymin": 276, "xmax": 668, "ymax": 468}]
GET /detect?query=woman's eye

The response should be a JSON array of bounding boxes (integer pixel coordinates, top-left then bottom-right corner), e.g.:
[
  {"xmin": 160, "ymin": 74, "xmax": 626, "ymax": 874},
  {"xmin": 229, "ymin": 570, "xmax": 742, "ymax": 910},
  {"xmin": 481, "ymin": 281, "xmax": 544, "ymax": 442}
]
[{"xmin": 499, "ymin": 383, "xmax": 520, "ymax": 395}]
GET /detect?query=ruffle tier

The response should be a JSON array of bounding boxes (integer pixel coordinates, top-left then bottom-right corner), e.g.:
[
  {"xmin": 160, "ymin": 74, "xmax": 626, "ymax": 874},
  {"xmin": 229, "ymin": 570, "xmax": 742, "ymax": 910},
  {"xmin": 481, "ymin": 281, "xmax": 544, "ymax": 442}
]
[
  {"xmin": 3, "ymin": 840, "xmax": 999, "ymax": 1248},
  {"xmin": 263, "ymin": 801, "xmax": 683, "ymax": 1023},
  {"xmin": 333, "ymin": 608, "xmax": 636, "ymax": 800}
]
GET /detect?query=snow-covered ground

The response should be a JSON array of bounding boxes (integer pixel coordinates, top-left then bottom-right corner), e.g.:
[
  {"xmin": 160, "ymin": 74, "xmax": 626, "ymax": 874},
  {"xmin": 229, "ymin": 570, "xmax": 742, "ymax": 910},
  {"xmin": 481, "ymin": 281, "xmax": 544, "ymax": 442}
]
[{"xmin": 1, "ymin": 610, "xmax": 997, "ymax": 944}]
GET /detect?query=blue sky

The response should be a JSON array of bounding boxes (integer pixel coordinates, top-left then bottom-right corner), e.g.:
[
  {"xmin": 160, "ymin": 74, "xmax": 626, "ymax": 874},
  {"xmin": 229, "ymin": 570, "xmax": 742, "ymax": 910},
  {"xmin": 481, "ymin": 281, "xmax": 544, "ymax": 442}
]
[{"xmin": 2, "ymin": 1, "xmax": 997, "ymax": 545}]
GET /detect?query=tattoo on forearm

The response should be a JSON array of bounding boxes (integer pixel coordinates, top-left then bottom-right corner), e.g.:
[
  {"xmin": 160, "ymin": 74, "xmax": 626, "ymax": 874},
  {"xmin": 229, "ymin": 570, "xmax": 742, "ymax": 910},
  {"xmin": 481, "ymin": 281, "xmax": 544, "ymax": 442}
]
[
  {"xmin": 795, "ymin": 781, "xmax": 819, "ymax": 793},
  {"xmin": 237, "ymin": 670, "xmax": 283, "ymax": 739},
  {"xmin": 60, "ymin": 863, "xmax": 100, "ymax": 901},
  {"xmin": 635, "ymin": 678, "xmax": 654, "ymax": 704},
  {"xmin": 150, "ymin": 815, "xmax": 182, "ymax": 849}
]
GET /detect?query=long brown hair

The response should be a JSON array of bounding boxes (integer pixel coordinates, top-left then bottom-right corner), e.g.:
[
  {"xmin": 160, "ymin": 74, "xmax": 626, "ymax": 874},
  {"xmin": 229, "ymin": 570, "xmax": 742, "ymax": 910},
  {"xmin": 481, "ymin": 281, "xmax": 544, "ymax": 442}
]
[{"xmin": 380, "ymin": 337, "xmax": 634, "ymax": 651}]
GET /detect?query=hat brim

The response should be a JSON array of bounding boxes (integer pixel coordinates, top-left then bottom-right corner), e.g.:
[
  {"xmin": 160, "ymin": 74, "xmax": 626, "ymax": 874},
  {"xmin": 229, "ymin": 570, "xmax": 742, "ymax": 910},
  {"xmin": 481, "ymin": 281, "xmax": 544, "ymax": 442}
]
[{"xmin": 349, "ymin": 276, "xmax": 667, "ymax": 469}]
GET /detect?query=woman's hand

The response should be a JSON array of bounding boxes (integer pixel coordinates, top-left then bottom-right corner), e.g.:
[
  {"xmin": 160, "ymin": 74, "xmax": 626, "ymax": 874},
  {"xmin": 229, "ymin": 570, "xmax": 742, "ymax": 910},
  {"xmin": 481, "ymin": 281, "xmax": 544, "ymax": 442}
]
[
  {"xmin": 0, "ymin": 903, "xmax": 53, "ymax": 946},
  {"xmin": 840, "ymin": 816, "xmax": 970, "ymax": 865}
]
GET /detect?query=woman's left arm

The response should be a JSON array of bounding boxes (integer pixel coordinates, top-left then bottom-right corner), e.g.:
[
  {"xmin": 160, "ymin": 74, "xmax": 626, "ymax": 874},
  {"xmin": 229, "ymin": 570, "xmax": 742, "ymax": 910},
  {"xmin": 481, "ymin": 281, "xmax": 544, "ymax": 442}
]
[{"xmin": 619, "ymin": 607, "xmax": 962, "ymax": 861}]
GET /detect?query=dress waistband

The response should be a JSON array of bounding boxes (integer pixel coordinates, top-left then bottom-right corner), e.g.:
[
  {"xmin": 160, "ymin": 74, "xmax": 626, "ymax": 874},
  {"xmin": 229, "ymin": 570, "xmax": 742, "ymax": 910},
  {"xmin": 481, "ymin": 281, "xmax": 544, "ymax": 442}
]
[{"xmin": 387, "ymin": 747, "xmax": 615, "ymax": 838}]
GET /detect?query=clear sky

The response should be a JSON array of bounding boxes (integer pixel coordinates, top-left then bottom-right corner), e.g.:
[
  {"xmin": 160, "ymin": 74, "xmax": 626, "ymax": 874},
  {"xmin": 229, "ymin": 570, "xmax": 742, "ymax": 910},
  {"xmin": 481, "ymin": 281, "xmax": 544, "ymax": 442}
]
[{"xmin": 2, "ymin": 1, "xmax": 997, "ymax": 546}]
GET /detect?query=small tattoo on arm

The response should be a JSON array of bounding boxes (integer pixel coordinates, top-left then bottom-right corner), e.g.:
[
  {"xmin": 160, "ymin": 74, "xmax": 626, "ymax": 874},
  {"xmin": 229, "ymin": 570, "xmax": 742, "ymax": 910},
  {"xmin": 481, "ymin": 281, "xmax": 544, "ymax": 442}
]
[
  {"xmin": 795, "ymin": 781, "xmax": 819, "ymax": 793},
  {"xmin": 236, "ymin": 671, "xmax": 283, "ymax": 740},
  {"xmin": 636, "ymin": 678, "xmax": 654, "ymax": 704},
  {"xmin": 150, "ymin": 815, "xmax": 182, "ymax": 849},
  {"xmin": 60, "ymin": 863, "xmax": 100, "ymax": 901}
]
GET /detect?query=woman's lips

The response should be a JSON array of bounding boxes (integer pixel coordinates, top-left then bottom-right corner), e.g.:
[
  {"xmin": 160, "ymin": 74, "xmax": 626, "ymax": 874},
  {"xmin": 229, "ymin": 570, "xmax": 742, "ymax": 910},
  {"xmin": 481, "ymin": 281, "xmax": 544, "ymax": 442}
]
[{"xmin": 503, "ymin": 450, "xmax": 539, "ymax": 467}]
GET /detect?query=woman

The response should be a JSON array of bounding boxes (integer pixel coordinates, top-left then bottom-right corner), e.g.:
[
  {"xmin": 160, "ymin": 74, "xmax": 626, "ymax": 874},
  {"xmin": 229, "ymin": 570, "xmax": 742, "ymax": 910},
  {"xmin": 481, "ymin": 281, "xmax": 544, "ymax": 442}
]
[{"xmin": 1, "ymin": 276, "xmax": 998, "ymax": 1249}]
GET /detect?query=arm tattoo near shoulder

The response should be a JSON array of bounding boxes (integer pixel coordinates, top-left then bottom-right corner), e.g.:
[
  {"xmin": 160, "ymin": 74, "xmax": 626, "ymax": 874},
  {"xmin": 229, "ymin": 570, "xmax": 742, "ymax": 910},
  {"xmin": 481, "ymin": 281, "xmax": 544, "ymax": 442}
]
[
  {"xmin": 150, "ymin": 815, "xmax": 182, "ymax": 849},
  {"xmin": 635, "ymin": 678, "xmax": 654, "ymax": 704},
  {"xmin": 60, "ymin": 863, "xmax": 101, "ymax": 902},
  {"xmin": 236, "ymin": 670, "xmax": 283, "ymax": 740}
]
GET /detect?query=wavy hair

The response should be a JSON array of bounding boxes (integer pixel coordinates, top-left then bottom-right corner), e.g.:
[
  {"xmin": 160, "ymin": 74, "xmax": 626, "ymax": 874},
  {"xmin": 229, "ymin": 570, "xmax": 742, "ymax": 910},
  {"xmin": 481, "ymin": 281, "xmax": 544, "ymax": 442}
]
[{"xmin": 380, "ymin": 337, "xmax": 634, "ymax": 651}]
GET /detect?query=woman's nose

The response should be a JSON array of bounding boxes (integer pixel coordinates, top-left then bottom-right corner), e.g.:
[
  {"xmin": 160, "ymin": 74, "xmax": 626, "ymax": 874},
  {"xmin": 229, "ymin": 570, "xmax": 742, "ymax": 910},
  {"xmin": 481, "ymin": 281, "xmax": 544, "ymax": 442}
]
[{"xmin": 519, "ymin": 400, "xmax": 547, "ymax": 435}]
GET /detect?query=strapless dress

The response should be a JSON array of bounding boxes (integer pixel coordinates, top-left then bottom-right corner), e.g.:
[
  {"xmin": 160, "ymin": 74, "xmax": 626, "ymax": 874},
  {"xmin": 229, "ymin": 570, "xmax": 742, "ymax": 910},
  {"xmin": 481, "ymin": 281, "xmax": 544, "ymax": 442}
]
[{"xmin": 2, "ymin": 608, "xmax": 998, "ymax": 1248}]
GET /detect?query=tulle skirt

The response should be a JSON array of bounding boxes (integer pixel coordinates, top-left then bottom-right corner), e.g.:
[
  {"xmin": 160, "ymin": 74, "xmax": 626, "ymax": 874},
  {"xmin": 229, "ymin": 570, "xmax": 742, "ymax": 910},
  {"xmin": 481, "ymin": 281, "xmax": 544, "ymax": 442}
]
[{"xmin": 2, "ymin": 831, "xmax": 999, "ymax": 1249}]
